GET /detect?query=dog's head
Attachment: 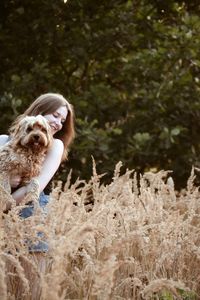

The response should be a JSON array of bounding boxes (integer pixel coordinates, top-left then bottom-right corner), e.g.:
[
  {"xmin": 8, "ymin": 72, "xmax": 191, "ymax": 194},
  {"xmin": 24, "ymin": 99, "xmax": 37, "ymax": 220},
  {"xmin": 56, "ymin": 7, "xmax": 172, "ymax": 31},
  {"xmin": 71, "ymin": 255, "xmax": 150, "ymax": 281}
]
[{"xmin": 12, "ymin": 115, "xmax": 53, "ymax": 151}]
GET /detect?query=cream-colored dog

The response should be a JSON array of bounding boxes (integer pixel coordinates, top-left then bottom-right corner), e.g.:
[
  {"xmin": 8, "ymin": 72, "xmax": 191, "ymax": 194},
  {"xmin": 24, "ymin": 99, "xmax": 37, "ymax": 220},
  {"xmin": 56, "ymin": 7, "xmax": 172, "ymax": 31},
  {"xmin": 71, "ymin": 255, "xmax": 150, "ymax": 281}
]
[{"xmin": 0, "ymin": 115, "xmax": 53, "ymax": 210}]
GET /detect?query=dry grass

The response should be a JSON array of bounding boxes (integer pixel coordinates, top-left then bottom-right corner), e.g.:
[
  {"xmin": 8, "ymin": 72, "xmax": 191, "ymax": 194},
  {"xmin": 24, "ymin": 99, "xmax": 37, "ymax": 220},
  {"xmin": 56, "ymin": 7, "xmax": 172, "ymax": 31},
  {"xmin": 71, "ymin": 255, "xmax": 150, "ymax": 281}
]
[{"xmin": 0, "ymin": 162, "xmax": 200, "ymax": 299}]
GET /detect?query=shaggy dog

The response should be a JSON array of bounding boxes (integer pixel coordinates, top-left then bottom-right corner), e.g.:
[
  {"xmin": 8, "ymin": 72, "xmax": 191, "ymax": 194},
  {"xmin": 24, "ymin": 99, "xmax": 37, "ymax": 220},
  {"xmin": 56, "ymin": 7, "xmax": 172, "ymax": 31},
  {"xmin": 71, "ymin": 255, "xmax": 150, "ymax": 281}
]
[{"xmin": 0, "ymin": 115, "xmax": 53, "ymax": 210}]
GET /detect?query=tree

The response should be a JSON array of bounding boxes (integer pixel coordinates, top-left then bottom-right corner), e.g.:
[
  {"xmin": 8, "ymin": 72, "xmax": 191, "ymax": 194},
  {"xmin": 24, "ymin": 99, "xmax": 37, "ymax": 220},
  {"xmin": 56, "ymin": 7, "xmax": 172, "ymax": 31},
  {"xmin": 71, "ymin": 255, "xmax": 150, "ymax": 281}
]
[{"xmin": 1, "ymin": 0, "xmax": 200, "ymax": 188}]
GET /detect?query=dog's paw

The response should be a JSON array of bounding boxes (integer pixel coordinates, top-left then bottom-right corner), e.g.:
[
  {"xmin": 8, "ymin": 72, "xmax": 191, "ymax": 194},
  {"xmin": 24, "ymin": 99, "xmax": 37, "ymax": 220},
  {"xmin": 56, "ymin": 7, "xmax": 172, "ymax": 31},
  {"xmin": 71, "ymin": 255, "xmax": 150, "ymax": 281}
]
[
  {"xmin": 22, "ymin": 178, "xmax": 40, "ymax": 206},
  {"xmin": 27, "ymin": 178, "xmax": 40, "ymax": 193}
]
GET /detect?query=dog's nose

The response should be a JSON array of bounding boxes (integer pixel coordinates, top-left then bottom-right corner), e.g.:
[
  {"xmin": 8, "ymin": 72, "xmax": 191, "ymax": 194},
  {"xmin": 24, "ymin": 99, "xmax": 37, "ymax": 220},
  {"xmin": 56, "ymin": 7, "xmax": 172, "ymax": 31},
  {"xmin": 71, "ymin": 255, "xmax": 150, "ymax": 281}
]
[{"xmin": 33, "ymin": 134, "xmax": 40, "ymax": 141}]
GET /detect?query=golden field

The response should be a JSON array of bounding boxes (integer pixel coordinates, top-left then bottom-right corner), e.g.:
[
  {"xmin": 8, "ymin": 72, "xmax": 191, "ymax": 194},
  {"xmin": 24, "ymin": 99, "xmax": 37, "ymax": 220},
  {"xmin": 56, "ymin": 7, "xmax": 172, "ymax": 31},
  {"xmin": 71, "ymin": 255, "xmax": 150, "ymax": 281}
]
[{"xmin": 0, "ymin": 162, "xmax": 200, "ymax": 300}]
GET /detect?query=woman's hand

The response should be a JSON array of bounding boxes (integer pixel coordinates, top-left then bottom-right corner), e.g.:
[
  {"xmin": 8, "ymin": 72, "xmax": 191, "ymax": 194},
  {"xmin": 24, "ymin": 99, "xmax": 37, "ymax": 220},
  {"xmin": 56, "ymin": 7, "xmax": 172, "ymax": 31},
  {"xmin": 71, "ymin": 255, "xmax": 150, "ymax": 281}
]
[{"xmin": 10, "ymin": 175, "xmax": 21, "ymax": 188}]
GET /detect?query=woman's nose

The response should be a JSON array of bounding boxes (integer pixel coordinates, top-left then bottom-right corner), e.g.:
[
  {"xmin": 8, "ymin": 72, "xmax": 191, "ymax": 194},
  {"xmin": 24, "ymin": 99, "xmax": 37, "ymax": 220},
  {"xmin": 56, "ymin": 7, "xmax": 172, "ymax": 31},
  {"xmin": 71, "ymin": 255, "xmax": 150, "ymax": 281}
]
[{"xmin": 55, "ymin": 119, "xmax": 62, "ymax": 129}]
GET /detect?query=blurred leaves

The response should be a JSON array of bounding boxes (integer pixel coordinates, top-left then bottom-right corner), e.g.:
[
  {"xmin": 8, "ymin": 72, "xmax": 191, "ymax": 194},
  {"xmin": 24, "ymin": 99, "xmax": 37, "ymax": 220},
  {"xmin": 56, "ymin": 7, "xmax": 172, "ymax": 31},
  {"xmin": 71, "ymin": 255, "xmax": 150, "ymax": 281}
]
[{"xmin": 1, "ymin": 0, "xmax": 200, "ymax": 187}]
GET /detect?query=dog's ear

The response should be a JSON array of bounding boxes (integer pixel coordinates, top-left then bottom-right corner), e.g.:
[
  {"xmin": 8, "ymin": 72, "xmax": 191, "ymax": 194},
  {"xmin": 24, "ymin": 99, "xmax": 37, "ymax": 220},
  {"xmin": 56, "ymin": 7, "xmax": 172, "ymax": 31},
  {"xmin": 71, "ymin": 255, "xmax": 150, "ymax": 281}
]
[
  {"xmin": 36, "ymin": 115, "xmax": 52, "ymax": 136},
  {"xmin": 9, "ymin": 114, "xmax": 25, "ymax": 137},
  {"xmin": 10, "ymin": 121, "xmax": 22, "ymax": 148},
  {"xmin": 10, "ymin": 119, "xmax": 30, "ymax": 150},
  {"xmin": 43, "ymin": 120, "xmax": 53, "ymax": 147},
  {"xmin": 11, "ymin": 122, "xmax": 21, "ymax": 138}
]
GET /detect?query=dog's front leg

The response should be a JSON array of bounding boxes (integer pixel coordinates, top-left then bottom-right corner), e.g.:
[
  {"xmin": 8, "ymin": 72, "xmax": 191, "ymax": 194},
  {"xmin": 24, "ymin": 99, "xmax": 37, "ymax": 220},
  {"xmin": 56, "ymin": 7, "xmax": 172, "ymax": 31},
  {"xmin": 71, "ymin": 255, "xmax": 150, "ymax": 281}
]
[{"xmin": 22, "ymin": 179, "xmax": 40, "ymax": 207}]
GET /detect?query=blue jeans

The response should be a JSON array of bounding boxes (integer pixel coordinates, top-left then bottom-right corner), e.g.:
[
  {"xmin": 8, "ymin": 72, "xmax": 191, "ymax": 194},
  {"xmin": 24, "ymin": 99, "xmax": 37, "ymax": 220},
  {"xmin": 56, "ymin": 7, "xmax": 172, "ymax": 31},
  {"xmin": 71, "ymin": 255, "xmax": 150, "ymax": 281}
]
[
  {"xmin": 19, "ymin": 192, "xmax": 49, "ymax": 252},
  {"xmin": 19, "ymin": 191, "xmax": 49, "ymax": 218}
]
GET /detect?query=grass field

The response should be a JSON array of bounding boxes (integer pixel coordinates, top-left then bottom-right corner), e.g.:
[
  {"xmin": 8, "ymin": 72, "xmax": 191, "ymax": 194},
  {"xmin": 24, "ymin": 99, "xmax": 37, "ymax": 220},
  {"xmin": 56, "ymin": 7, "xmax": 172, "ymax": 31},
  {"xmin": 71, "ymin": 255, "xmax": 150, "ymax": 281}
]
[{"xmin": 0, "ymin": 162, "xmax": 200, "ymax": 299}]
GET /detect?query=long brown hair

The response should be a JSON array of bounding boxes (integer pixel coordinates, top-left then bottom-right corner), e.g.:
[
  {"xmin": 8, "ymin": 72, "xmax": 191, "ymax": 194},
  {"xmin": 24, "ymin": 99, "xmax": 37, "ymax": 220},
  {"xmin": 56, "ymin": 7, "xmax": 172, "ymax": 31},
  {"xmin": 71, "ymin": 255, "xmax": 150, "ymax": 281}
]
[{"xmin": 10, "ymin": 93, "xmax": 75, "ymax": 161}]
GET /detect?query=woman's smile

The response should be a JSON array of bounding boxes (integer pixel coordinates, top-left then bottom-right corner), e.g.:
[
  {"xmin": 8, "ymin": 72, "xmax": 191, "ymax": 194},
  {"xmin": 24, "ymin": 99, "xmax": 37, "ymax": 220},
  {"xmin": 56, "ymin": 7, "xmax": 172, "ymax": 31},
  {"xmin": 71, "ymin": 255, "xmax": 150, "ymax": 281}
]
[{"xmin": 43, "ymin": 106, "xmax": 68, "ymax": 135}]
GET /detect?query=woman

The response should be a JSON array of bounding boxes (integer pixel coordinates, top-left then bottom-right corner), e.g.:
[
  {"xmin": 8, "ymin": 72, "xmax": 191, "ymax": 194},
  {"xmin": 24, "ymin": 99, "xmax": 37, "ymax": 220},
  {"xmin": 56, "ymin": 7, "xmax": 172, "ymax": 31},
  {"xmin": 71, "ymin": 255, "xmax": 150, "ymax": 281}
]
[
  {"xmin": 0, "ymin": 93, "xmax": 75, "ymax": 206},
  {"xmin": 1, "ymin": 93, "xmax": 75, "ymax": 250},
  {"xmin": 2, "ymin": 93, "xmax": 75, "ymax": 296}
]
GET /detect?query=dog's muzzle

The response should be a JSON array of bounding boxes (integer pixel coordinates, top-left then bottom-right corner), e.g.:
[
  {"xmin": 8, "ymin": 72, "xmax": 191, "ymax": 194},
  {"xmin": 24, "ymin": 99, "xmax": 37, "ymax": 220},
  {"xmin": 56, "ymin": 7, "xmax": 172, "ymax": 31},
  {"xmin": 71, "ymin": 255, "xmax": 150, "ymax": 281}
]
[{"xmin": 27, "ymin": 133, "xmax": 48, "ymax": 147}]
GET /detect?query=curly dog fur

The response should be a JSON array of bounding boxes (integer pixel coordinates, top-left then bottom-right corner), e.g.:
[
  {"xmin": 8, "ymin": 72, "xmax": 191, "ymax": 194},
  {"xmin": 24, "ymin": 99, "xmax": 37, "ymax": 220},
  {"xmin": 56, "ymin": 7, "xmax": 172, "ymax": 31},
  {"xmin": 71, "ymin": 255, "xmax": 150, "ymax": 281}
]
[{"xmin": 0, "ymin": 115, "xmax": 53, "ymax": 209}]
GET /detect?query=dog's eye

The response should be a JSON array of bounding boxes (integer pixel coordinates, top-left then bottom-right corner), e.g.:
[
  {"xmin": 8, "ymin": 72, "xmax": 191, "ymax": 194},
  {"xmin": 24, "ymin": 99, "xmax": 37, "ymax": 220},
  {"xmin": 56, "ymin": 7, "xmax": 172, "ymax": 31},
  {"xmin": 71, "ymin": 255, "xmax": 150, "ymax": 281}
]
[
  {"xmin": 42, "ymin": 127, "xmax": 47, "ymax": 133},
  {"xmin": 27, "ymin": 126, "xmax": 32, "ymax": 133}
]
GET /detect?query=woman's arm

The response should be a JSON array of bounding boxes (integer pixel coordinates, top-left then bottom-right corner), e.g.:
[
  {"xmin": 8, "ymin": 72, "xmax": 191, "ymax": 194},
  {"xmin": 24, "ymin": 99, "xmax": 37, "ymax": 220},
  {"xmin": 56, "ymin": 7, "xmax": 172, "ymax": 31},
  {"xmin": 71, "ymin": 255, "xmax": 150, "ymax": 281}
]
[
  {"xmin": 0, "ymin": 134, "xmax": 9, "ymax": 146},
  {"xmin": 12, "ymin": 138, "xmax": 64, "ymax": 204}
]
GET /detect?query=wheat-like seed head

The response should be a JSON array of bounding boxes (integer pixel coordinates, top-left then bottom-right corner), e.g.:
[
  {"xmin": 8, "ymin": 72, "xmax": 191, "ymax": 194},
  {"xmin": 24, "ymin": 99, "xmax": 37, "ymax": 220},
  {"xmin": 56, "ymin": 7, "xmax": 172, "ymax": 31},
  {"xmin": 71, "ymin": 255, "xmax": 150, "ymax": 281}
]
[{"xmin": 1, "ymin": 163, "xmax": 200, "ymax": 299}]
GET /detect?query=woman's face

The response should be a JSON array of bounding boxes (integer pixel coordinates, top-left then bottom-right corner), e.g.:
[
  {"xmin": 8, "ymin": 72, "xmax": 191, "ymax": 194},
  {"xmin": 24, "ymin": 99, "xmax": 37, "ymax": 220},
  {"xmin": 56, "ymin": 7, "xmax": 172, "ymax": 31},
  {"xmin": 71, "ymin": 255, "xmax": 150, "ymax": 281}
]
[{"xmin": 43, "ymin": 105, "xmax": 68, "ymax": 135}]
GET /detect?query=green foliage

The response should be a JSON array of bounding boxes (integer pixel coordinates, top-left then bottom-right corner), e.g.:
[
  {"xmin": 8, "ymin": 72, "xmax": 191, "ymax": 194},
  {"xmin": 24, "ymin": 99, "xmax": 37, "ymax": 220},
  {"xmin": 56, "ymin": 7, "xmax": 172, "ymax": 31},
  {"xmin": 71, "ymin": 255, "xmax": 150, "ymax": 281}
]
[{"xmin": 1, "ymin": 0, "xmax": 200, "ymax": 187}]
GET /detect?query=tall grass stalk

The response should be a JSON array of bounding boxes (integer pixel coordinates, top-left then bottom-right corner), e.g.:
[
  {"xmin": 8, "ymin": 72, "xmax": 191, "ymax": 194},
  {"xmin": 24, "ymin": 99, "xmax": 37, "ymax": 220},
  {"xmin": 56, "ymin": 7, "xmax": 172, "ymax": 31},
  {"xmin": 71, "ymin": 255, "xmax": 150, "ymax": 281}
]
[{"xmin": 1, "ymin": 162, "xmax": 200, "ymax": 299}]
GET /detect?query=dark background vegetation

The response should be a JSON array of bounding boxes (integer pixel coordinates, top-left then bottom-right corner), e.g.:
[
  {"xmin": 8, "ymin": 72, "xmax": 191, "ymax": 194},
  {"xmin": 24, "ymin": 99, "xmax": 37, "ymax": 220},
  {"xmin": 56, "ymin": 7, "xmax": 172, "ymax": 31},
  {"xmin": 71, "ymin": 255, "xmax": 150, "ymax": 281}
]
[{"xmin": 1, "ymin": 0, "xmax": 200, "ymax": 188}]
